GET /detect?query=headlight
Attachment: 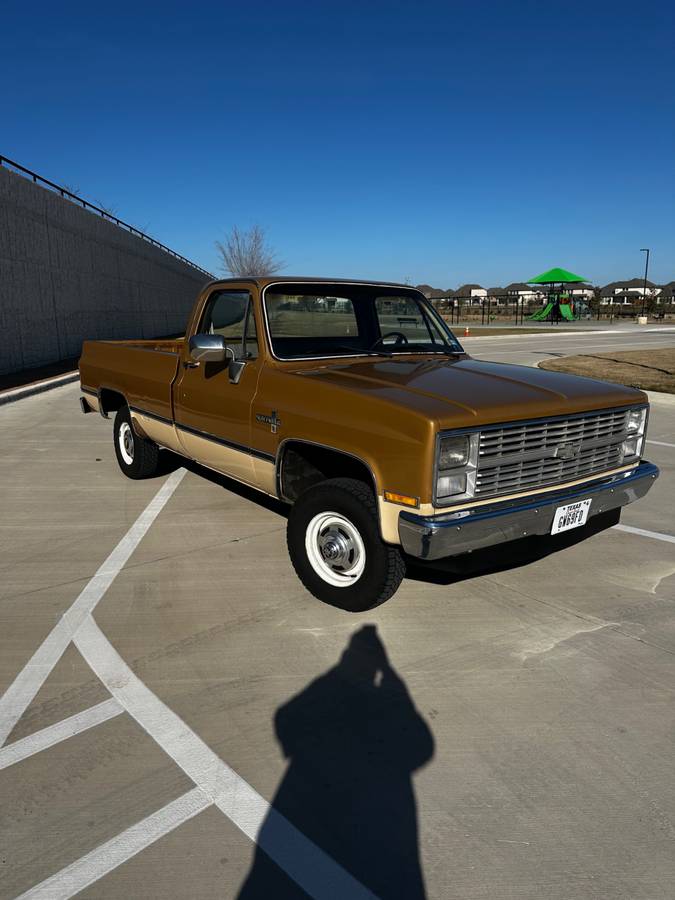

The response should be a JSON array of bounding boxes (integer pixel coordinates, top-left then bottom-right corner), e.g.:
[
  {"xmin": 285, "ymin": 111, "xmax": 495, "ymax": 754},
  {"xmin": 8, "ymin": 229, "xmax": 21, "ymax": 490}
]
[
  {"xmin": 622, "ymin": 406, "xmax": 648, "ymax": 461},
  {"xmin": 435, "ymin": 432, "xmax": 479, "ymax": 502},
  {"xmin": 438, "ymin": 435, "xmax": 470, "ymax": 469},
  {"xmin": 622, "ymin": 436, "xmax": 643, "ymax": 459},
  {"xmin": 437, "ymin": 473, "xmax": 467, "ymax": 497},
  {"xmin": 626, "ymin": 407, "xmax": 646, "ymax": 434}
]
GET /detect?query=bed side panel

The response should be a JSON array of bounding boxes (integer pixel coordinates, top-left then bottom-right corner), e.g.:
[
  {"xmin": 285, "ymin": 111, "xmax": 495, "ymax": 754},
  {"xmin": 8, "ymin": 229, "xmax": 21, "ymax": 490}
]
[{"xmin": 79, "ymin": 341, "xmax": 180, "ymax": 421}]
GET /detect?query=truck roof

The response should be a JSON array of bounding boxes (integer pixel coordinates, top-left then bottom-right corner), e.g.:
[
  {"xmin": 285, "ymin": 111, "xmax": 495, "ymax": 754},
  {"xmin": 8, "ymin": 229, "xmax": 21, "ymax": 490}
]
[{"xmin": 204, "ymin": 276, "xmax": 417, "ymax": 290}]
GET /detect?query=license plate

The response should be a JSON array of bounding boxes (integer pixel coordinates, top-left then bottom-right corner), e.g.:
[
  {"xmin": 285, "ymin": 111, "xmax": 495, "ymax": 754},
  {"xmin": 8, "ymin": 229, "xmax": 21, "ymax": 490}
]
[{"xmin": 551, "ymin": 499, "xmax": 592, "ymax": 535}]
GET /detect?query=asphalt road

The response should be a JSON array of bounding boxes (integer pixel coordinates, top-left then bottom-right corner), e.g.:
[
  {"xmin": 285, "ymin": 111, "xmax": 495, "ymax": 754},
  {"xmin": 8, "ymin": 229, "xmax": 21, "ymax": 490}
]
[
  {"xmin": 1, "ymin": 328, "xmax": 674, "ymax": 900},
  {"xmin": 463, "ymin": 324, "xmax": 675, "ymax": 366}
]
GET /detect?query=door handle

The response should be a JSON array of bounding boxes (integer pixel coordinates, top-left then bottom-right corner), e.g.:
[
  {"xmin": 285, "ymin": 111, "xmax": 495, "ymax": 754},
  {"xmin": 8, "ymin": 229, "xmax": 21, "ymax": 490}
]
[{"xmin": 183, "ymin": 360, "xmax": 200, "ymax": 368}]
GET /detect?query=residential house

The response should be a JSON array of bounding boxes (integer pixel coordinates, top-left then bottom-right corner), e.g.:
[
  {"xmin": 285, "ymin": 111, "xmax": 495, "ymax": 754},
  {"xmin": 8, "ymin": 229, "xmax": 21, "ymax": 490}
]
[
  {"xmin": 415, "ymin": 284, "xmax": 437, "ymax": 298},
  {"xmin": 415, "ymin": 285, "xmax": 455, "ymax": 311},
  {"xmin": 560, "ymin": 283, "xmax": 595, "ymax": 300},
  {"xmin": 504, "ymin": 282, "xmax": 545, "ymax": 305},
  {"xmin": 656, "ymin": 282, "xmax": 675, "ymax": 305},
  {"xmin": 455, "ymin": 284, "xmax": 487, "ymax": 305},
  {"xmin": 599, "ymin": 278, "xmax": 658, "ymax": 306},
  {"xmin": 485, "ymin": 287, "xmax": 504, "ymax": 305}
]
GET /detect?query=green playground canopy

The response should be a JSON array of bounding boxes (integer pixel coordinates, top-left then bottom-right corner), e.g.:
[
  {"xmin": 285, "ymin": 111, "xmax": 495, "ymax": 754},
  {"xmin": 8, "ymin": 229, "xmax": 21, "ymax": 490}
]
[{"xmin": 528, "ymin": 267, "xmax": 587, "ymax": 284}]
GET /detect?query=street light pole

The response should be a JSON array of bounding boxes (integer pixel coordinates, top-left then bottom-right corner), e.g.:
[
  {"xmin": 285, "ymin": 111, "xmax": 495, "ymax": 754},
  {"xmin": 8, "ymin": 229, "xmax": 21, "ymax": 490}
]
[{"xmin": 640, "ymin": 248, "xmax": 650, "ymax": 316}]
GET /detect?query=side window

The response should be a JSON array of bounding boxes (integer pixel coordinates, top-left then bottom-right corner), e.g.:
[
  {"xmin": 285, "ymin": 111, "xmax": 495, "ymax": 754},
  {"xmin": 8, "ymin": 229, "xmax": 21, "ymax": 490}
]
[{"xmin": 200, "ymin": 290, "xmax": 258, "ymax": 358}]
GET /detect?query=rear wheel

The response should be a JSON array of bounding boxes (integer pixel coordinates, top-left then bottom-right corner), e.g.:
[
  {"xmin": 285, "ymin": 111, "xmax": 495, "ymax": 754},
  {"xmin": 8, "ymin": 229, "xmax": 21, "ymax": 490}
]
[
  {"xmin": 113, "ymin": 407, "xmax": 159, "ymax": 479},
  {"xmin": 287, "ymin": 477, "xmax": 405, "ymax": 611}
]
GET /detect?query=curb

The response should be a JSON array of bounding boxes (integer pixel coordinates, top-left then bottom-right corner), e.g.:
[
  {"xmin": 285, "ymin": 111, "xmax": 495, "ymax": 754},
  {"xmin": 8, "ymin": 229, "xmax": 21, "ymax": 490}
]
[
  {"xmin": 459, "ymin": 325, "xmax": 675, "ymax": 341},
  {"xmin": 0, "ymin": 372, "xmax": 79, "ymax": 407},
  {"xmin": 461, "ymin": 330, "xmax": 574, "ymax": 340}
]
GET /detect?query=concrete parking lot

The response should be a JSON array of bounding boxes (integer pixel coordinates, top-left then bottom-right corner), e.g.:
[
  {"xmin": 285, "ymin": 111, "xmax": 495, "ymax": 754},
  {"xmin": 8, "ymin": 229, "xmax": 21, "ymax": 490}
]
[{"xmin": 1, "ymin": 329, "xmax": 674, "ymax": 899}]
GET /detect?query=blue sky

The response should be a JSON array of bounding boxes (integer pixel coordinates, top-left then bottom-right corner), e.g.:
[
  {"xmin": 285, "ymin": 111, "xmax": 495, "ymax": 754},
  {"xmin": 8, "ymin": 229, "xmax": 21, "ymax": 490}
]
[{"xmin": 2, "ymin": 0, "xmax": 674, "ymax": 287}]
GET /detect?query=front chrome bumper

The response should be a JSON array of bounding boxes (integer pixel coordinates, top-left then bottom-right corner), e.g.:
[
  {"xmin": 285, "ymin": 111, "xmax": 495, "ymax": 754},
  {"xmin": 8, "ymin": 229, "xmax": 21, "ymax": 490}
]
[{"xmin": 398, "ymin": 462, "xmax": 659, "ymax": 560}]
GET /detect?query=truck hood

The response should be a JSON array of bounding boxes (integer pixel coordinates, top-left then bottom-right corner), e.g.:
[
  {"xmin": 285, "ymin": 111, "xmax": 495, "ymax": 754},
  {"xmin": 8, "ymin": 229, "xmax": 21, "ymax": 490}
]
[{"xmin": 294, "ymin": 356, "xmax": 646, "ymax": 427}]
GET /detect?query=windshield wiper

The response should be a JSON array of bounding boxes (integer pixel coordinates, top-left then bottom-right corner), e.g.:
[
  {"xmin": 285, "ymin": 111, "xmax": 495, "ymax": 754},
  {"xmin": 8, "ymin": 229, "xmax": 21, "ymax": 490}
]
[{"xmin": 335, "ymin": 345, "xmax": 394, "ymax": 358}]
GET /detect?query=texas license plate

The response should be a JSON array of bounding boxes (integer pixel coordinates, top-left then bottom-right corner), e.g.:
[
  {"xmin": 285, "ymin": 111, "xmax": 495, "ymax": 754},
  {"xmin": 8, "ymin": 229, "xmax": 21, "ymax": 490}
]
[{"xmin": 551, "ymin": 499, "xmax": 592, "ymax": 534}]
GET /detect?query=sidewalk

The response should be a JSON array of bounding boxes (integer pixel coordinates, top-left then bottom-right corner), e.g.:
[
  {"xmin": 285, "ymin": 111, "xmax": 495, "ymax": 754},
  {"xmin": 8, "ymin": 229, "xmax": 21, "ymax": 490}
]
[{"xmin": 450, "ymin": 320, "xmax": 675, "ymax": 333}]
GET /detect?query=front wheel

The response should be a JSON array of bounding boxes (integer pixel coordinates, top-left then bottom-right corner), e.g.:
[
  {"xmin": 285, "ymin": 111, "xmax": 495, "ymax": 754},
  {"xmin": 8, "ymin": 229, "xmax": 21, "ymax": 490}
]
[
  {"xmin": 113, "ymin": 407, "xmax": 160, "ymax": 479},
  {"xmin": 287, "ymin": 478, "xmax": 405, "ymax": 611}
]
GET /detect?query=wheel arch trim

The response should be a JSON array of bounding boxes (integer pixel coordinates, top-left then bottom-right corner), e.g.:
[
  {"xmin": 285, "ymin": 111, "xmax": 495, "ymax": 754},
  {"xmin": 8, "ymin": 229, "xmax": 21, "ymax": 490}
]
[
  {"xmin": 275, "ymin": 438, "xmax": 380, "ymax": 500},
  {"xmin": 97, "ymin": 385, "xmax": 129, "ymax": 419}
]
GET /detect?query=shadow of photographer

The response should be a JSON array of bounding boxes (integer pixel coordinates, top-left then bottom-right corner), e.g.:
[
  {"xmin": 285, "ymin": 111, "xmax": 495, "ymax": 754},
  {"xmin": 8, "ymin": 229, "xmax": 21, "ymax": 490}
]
[{"xmin": 237, "ymin": 625, "xmax": 434, "ymax": 899}]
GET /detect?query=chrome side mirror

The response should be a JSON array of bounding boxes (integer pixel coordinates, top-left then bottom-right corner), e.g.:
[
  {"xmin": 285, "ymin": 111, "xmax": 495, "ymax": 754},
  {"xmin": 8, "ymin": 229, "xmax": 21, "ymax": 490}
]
[
  {"xmin": 188, "ymin": 334, "xmax": 246, "ymax": 382},
  {"xmin": 189, "ymin": 333, "xmax": 227, "ymax": 363}
]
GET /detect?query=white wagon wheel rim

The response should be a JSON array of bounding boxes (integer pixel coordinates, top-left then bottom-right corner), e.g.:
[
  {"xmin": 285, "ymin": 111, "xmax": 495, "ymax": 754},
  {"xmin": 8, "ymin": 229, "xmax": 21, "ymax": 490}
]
[
  {"xmin": 118, "ymin": 421, "xmax": 135, "ymax": 465},
  {"xmin": 305, "ymin": 511, "xmax": 366, "ymax": 587}
]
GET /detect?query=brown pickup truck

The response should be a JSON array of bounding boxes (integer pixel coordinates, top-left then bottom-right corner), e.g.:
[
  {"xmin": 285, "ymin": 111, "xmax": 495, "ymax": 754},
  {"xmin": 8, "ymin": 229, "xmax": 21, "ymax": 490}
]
[{"xmin": 79, "ymin": 277, "xmax": 658, "ymax": 610}]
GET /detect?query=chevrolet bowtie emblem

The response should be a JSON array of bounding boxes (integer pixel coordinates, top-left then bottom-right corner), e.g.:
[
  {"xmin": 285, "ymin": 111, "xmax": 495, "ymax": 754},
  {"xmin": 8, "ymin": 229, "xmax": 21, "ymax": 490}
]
[
  {"xmin": 555, "ymin": 443, "xmax": 580, "ymax": 460},
  {"xmin": 256, "ymin": 411, "xmax": 281, "ymax": 434}
]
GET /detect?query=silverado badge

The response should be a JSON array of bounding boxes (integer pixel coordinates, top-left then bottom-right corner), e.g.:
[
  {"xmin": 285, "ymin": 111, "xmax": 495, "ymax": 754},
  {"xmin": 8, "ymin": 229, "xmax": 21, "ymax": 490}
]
[{"xmin": 256, "ymin": 411, "xmax": 281, "ymax": 434}]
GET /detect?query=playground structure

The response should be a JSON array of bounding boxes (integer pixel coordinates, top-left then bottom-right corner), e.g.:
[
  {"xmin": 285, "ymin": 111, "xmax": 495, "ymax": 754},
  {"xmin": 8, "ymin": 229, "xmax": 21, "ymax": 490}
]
[
  {"xmin": 529, "ymin": 295, "xmax": 579, "ymax": 321},
  {"xmin": 527, "ymin": 267, "xmax": 587, "ymax": 323}
]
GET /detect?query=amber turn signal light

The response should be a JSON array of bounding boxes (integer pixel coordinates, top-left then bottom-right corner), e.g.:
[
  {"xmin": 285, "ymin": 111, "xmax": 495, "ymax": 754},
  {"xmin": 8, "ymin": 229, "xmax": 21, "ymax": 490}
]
[{"xmin": 384, "ymin": 491, "xmax": 419, "ymax": 508}]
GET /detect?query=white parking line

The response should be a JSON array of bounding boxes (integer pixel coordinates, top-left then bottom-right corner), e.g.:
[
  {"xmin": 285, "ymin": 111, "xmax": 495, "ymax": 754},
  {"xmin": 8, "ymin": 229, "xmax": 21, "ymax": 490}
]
[
  {"xmin": 0, "ymin": 469, "xmax": 186, "ymax": 748},
  {"xmin": 17, "ymin": 787, "xmax": 212, "ymax": 900},
  {"xmin": 0, "ymin": 698, "xmax": 123, "ymax": 770},
  {"xmin": 1, "ymin": 465, "xmax": 376, "ymax": 900},
  {"xmin": 647, "ymin": 439, "xmax": 675, "ymax": 449},
  {"xmin": 74, "ymin": 614, "xmax": 377, "ymax": 900},
  {"xmin": 613, "ymin": 524, "xmax": 675, "ymax": 544}
]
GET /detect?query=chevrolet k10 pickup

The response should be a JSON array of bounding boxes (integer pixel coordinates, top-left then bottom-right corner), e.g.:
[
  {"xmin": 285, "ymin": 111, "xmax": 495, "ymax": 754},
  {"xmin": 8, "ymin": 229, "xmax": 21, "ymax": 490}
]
[{"xmin": 79, "ymin": 277, "xmax": 658, "ymax": 610}]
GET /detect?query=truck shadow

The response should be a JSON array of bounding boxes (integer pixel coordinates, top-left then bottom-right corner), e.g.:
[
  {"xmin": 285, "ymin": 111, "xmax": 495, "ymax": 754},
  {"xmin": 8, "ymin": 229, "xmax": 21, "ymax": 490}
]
[
  {"xmin": 406, "ymin": 509, "xmax": 621, "ymax": 586},
  {"xmin": 157, "ymin": 450, "xmax": 289, "ymax": 517},
  {"xmin": 157, "ymin": 449, "xmax": 620, "ymax": 589},
  {"xmin": 236, "ymin": 625, "xmax": 434, "ymax": 899}
]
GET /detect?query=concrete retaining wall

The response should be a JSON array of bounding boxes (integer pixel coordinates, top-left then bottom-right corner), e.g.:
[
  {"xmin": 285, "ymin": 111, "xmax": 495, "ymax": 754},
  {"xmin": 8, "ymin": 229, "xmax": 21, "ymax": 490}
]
[{"xmin": 0, "ymin": 166, "xmax": 210, "ymax": 374}]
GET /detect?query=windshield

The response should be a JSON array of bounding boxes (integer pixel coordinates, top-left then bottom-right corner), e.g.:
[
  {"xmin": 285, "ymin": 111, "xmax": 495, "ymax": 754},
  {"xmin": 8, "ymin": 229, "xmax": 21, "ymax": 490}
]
[{"xmin": 263, "ymin": 284, "xmax": 463, "ymax": 360}]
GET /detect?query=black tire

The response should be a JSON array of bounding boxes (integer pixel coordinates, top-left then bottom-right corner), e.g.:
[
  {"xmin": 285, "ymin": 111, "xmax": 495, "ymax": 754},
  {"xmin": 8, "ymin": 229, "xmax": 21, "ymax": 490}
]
[
  {"xmin": 113, "ymin": 407, "xmax": 160, "ymax": 479},
  {"xmin": 287, "ymin": 477, "xmax": 406, "ymax": 611}
]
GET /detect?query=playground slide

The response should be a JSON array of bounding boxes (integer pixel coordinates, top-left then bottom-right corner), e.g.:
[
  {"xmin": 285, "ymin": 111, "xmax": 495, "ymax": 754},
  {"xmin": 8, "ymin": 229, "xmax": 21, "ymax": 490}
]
[
  {"xmin": 560, "ymin": 304, "xmax": 575, "ymax": 321},
  {"xmin": 529, "ymin": 302, "xmax": 554, "ymax": 321}
]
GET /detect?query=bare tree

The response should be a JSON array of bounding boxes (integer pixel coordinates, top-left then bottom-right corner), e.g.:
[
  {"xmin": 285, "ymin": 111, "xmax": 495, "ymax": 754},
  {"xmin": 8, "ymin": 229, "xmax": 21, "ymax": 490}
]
[
  {"xmin": 95, "ymin": 199, "xmax": 119, "ymax": 218},
  {"xmin": 215, "ymin": 225, "xmax": 285, "ymax": 276}
]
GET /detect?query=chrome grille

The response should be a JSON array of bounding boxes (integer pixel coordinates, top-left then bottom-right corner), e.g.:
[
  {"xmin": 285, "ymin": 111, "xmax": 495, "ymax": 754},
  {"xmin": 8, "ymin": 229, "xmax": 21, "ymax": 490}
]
[{"xmin": 475, "ymin": 407, "xmax": 631, "ymax": 498}]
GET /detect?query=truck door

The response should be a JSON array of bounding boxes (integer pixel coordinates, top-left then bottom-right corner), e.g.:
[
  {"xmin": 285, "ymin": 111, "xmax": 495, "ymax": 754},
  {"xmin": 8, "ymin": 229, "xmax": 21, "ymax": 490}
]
[{"xmin": 173, "ymin": 287, "xmax": 261, "ymax": 484}]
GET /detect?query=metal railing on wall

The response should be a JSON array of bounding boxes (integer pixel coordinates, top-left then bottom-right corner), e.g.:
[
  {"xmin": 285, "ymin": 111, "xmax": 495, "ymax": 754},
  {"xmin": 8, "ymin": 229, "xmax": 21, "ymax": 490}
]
[{"xmin": 0, "ymin": 155, "xmax": 214, "ymax": 278}]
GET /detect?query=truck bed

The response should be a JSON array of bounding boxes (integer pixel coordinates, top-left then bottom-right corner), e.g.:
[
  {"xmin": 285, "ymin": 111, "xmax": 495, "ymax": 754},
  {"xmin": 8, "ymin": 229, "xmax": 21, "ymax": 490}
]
[{"xmin": 79, "ymin": 338, "xmax": 185, "ymax": 422}]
